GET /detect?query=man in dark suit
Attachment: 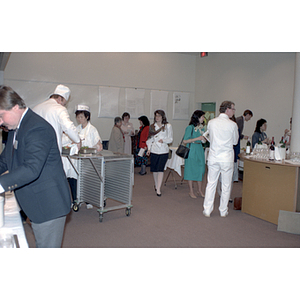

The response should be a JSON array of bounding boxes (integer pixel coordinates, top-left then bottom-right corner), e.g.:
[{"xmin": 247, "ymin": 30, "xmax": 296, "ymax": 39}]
[
  {"xmin": 236, "ymin": 109, "xmax": 253, "ymax": 142},
  {"xmin": 0, "ymin": 86, "xmax": 71, "ymax": 248},
  {"xmin": 234, "ymin": 109, "xmax": 253, "ymax": 182}
]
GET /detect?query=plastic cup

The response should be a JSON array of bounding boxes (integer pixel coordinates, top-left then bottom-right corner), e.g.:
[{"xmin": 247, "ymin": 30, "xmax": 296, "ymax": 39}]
[{"xmin": 0, "ymin": 234, "xmax": 14, "ymax": 248}]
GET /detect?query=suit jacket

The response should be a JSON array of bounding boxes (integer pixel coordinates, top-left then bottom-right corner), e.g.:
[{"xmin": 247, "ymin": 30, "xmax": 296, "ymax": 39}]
[
  {"xmin": 236, "ymin": 116, "xmax": 244, "ymax": 140},
  {"xmin": 0, "ymin": 108, "xmax": 71, "ymax": 223},
  {"xmin": 108, "ymin": 126, "xmax": 124, "ymax": 153}
]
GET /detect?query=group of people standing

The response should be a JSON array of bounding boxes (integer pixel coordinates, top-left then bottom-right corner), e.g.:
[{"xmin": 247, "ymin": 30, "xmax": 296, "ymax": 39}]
[
  {"xmin": 107, "ymin": 105, "xmax": 243, "ymax": 214},
  {"xmin": 0, "ymin": 82, "xmax": 273, "ymax": 248}
]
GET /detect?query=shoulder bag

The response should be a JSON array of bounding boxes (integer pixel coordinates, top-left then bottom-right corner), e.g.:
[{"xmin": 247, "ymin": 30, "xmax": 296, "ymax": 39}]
[{"xmin": 176, "ymin": 126, "xmax": 193, "ymax": 159}]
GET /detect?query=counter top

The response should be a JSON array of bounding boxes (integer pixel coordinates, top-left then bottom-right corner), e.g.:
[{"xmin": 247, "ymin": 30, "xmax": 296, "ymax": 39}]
[{"xmin": 239, "ymin": 152, "xmax": 300, "ymax": 167}]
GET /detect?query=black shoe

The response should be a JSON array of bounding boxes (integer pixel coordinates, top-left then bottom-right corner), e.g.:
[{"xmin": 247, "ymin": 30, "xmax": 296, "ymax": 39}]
[
  {"xmin": 139, "ymin": 172, "xmax": 147, "ymax": 175},
  {"xmin": 157, "ymin": 193, "xmax": 161, "ymax": 197}
]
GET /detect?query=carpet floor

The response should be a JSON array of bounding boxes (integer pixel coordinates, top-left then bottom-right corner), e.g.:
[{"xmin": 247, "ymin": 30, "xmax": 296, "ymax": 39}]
[{"xmin": 23, "ymin": 166, "xmax": 300, "ymax": 248}]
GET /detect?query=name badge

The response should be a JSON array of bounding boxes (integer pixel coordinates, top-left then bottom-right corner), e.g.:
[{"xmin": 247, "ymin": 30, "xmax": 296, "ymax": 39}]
[{"xmin": 14, "ymin": 140, "xmax": 18, "ymax": 150}]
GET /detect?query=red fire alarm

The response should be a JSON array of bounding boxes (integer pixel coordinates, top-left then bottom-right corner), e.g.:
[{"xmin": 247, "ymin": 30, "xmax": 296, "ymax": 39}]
[{"xmin": 200, "ymin": 52, "xmax": 208, "ymax": 57}]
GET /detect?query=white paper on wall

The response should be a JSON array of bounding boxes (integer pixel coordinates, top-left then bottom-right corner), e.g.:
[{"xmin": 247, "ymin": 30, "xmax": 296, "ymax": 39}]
[
  {"xmin": 150, "ymin": 90, "xmax": 168, "ymax": 116},
  {"xmin": 98, "ymin": 86, "xmax": 120, "ymax": 118},
  {"xmin": 173, "ymin": 92, "xmax": 190, "ymax": 120},
  {"xmin": 125, "ymin": 88, "xmax": 145, "ymax": 118}
]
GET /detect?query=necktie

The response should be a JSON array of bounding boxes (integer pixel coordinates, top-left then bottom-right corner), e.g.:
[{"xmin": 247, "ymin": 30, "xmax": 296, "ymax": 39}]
[{"xmin": 12, "ymin": 128, "xmax": 18, "ymax": 155}]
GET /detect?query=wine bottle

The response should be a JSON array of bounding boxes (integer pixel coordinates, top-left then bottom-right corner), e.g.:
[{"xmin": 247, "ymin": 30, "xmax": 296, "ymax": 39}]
[
  {"xmin": 258, "ymin": 137, "xmax": 262, "ymax": 145},
  {"xmin": 279, "ymin": 136, "xmax": 285, "ymax": 148},
  {"xmin": 246, "ymin": 138, "xmax": 251, "ymax": 155},
  {"xmin": 269, "ymin": 137, "xmax": 275, "ymax": 161}
]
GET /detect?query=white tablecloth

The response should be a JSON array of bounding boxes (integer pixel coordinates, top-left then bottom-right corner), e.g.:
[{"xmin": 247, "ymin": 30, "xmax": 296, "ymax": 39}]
[
  {"xmin": 0, "ymin": 192, "xmax": 28, "ymax": 248},
  {"xmin": 164, "ymin": 147, "xmax": 185, "ymax": 176}
]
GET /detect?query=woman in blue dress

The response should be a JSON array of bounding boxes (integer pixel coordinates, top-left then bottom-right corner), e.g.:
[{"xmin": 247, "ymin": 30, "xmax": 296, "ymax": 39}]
[{"xmin": 183, "ymin": 110, "xmax": 206, "ymax": 198}]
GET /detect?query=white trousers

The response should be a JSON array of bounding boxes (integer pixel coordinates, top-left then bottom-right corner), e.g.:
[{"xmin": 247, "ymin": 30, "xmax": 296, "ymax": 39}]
[
  {"xmin": 232, "ymin": 161, "xmax": 239, "ymax": 182},
  {"xmin": 203, "ymin": 160, "xmax": 234, "ymax": 215}
]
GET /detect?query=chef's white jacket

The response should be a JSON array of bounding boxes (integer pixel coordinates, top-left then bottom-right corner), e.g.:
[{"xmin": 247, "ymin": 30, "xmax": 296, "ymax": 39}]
[
  {"xmin": 207, "ymin": 113, "xmax": 239, "ymax": 163},
  {"xmin": 61, "ymin": 122, "xmax": 102, "ymax": 179},
  {"xmin": 33, "ymin": 98, "xmax": 80, "ymax": 152}
]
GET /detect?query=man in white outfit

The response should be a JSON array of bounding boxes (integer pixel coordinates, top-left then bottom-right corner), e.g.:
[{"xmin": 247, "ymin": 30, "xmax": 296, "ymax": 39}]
[
  {"xmin": 33, "ymin": 84, "xmax": 81, "ymax": 152},
  {"xmin": 203, "ymin": 101, "xmax": 239, "ymax": 217}
]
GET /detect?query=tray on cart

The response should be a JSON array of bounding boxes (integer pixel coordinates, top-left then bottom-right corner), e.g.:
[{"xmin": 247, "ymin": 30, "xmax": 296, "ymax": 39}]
[{"xmin": 79, "ymin": 147, "xmax": 97, "ymax": 154}]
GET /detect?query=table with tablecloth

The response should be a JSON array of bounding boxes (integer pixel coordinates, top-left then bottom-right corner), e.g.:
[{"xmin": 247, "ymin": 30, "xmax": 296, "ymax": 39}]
[
  {"xmin": 0, "ymin": 192, "xmax": 28, "ymax": 248},
  {"xmin": 164, "ymin": 146, "xmax": 210, "ymax": 188},
  {"xmin": 164, "ymin": 147, "xmax": 185, "ymax": 188}
]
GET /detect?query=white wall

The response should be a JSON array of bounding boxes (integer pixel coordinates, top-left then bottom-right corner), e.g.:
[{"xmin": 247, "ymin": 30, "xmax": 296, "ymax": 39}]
[
  {"xmin": 3, "ymin": 52, "xmax": 297, "ymax": 148},
  {"xmin": 195, "ymin": 52, "xmax": 296, "ymax": 148},
  {"xmin": 4, "ymin": 52, "xmax": 197, "ymax": 145}
]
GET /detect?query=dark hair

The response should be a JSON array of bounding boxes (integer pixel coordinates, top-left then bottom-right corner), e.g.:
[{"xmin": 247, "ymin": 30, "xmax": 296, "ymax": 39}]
[
  {"xmin": 154, "ymin": 109, "xmax": 168, "ymax": 125},
  {"xmin": 75, "ymin": 110, "xmax": 91, "ymax": 121},
  {"xmin": 138, "ymin": 115, "xmax": 150, "ymax": 127},
  {"xmin": 0, "ymin": 86, "xmax": 26, "ymax": 110},
  {"xmin": 50, "ymin": 94, "xmax": 62, "ymax": 100},
  {"xmin": 189, "ymin": 110, "xmax": 205, "ymax": 127},
  {"xmin": 254, "ymin": 118, "xmax": 267, "ymax": 133},
  {"xmin": 114, "ymin": 116, "xmax": 122, "ymax": 125},
  {"xmin": 219, "ymin": 101, "xmax": 235, "ymax": 113},
  {"xmin": 243, "ymin": 109, "xmax": 253, "ymax": 117},
  {"xmin": 122, "ymin": 112, "xmax": 130, "ymax": 120}
]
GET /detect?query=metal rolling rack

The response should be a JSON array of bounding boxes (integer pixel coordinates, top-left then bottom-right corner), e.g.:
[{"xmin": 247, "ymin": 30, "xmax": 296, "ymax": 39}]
[{"xmin": 67, "ymin": 150, "xmax": 134, "ymax": 222}]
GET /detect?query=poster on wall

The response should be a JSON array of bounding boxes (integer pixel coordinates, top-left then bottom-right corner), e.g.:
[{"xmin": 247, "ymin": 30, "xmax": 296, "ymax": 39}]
[
  {"xmin": 125, "ymin": 88, "xmax": 145, "ymax": 118},
  {"xmin": 173, "ymin": 92, "xmax": 190, "ymax": 120},
  {"xmin": 150, "ymin": 90, "xmax": 168, "ymax": 117},
  {"xmin": 98, "ymin": 86, "xmax": 120, "ymax": 118}
]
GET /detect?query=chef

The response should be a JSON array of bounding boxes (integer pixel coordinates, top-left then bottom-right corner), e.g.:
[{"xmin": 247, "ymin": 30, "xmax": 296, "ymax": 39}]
[{"xmin": 33, "ymin": 84, "xmax": 81, "ymax": 153}]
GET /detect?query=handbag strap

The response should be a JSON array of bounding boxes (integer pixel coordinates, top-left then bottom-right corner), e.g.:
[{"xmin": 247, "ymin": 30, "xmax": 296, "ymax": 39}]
[{"xmin": 181, "ymin": 126, "xmax": 194, "ymax": 148}]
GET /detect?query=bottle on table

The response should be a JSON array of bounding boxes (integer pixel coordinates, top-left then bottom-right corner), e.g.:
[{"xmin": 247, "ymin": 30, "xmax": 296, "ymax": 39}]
[
  {"xmin": 279, "ymin": 136, "xmax": 286, "ymax": 148},
  {"xmin": 257, "ymin": 137, "xmax": 262, "ymax": 147},
  {"xmin": 246, "ymin": 138, "xmax": 251, "ymax": 155},
  {"xmin": 269, "ymin": 137, "xmax": 275, "ymax": 161}
]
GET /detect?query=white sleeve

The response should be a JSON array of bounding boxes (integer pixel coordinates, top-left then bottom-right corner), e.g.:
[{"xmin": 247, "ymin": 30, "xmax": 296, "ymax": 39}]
[
  {"xmin": 91, "ymin": 126, "xmax": 101, "ymax": 146},
  {"xmin": 164, "ymin": 124, "xmax": 173, "ymax": 144},
  {"xmin": 146, "ymin": 136, "xmax": 153, "ymax": 151},
  {"xmin": 59, "ymin": 108, "xmax": 80, "ymax": 143},
  {"xmin": 233, "ymin": 123, "xmax": 239, "ymax": 145}
]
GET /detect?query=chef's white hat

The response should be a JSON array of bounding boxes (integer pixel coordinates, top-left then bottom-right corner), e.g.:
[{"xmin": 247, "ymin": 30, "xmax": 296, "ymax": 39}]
[
  {"xmin": 51, "ymin": 84, "xmax": 71, "ymax": 101},
  {"xmin": 75, "ymin": 104, "xmax": 90, "ymax": 112}
]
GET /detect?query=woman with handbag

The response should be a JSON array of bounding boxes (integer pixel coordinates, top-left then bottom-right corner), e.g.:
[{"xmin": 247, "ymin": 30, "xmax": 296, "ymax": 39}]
[
  {"xmin": 146, "ymin": 110, "xmax": 173, "ymax": 196},
  {"xmin": 183, "ymin": 110, "xmax": 206, "ymax": 198}
]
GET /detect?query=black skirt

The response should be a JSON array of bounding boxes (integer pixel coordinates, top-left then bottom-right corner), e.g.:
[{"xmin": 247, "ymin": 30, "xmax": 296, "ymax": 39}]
[{"xmin": 150, "ymin": 153, "xmax": 169, "ymax": 172}]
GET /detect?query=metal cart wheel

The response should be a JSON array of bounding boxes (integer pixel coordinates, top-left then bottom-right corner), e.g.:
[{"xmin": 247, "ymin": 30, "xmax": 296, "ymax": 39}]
[
  {"xmin": 72, "ymin": 203, "xmax": 79, "ymax": 212},
  {"xmin": 99, "ymin": 213, "xmax": 103, "ymax": 222},
  {"xmin": 125, "ymin": 208, "xmax": 131, "ymax": 217}
]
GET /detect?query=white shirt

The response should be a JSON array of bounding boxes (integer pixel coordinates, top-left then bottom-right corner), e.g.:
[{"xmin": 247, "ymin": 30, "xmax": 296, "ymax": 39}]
[
  {"xmin": 33, "ymin": 98, "xmax": 80, "ymax": 152},
  {"xmin": 77, "ymin": 122, "xmax": 102, "ymax": 147},
  {"xmin": 146, "ymin": 123, "xmax": 173, "ymax": 154},
  {"xmin": 207, "ymin": 113, "xmax": 239, "ymax": 162}
]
